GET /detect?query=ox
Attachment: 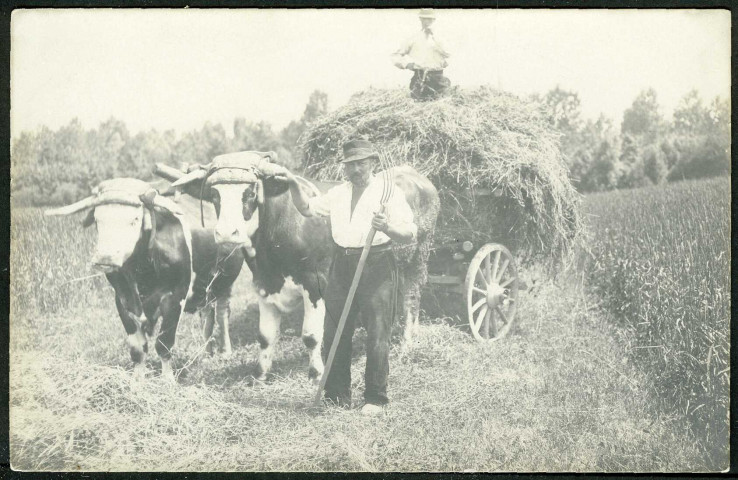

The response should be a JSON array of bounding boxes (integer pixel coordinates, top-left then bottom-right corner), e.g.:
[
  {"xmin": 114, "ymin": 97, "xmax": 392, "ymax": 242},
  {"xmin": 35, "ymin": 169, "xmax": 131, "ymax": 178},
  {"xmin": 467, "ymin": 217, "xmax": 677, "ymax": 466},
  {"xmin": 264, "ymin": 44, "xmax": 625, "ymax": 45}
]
[
  {"xmin": 169, "ymin": 151, "xmax": 440, "ymax": 381},
  {"xmin": 45, "ymin": 178, "xmax": 244, "ymax": 380}
]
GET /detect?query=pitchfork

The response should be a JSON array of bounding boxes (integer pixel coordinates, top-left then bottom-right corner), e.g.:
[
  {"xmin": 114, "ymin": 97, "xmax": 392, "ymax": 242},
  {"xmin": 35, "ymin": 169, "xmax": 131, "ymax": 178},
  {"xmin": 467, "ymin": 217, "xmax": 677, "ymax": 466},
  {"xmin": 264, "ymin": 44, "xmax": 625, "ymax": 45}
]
[{"xmin": 313, "ymin": 157, "xmax": 395, "ymax": 407}]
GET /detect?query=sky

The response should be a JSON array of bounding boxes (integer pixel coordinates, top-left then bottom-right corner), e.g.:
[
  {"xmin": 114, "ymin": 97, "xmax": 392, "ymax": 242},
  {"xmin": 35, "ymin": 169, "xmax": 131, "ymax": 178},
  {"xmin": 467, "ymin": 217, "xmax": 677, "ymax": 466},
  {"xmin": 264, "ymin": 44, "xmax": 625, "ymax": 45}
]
[{"xmin": 10, "ymin": 8, "xmax": 731, "ymax": 138}]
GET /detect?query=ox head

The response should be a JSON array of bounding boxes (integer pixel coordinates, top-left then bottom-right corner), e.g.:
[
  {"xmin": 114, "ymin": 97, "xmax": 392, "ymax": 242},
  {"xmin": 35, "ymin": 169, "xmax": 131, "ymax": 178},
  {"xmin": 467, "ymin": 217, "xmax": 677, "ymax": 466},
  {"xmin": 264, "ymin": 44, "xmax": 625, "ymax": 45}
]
[
  {"xmin": 172, "ymin": 151, "xmax": 276, "ymax": 255},
  {"xmin": 45, "ymin": 178, "xmax": 183, "ymax": 271}
]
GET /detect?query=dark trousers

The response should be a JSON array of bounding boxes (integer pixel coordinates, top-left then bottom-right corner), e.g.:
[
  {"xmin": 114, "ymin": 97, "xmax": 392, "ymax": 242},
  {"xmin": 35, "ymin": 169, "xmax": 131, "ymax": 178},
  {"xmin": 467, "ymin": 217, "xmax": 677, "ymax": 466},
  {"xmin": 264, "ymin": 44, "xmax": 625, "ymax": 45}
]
[
  {"xmin": 322, "ymin": 246, "xmax": 398, "ymax": 406},
  {"xmin": 410, "ymin": 69, "xmax": 451, "ymax": 100}
]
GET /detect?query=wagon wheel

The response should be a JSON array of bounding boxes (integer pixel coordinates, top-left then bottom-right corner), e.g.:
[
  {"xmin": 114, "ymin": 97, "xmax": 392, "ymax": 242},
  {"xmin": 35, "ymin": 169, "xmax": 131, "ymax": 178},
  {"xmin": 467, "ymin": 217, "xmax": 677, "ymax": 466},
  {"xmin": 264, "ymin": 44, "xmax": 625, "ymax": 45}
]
[{"xmin": 464, "ymin": 243, "xmax": 519, "ymax": 342}]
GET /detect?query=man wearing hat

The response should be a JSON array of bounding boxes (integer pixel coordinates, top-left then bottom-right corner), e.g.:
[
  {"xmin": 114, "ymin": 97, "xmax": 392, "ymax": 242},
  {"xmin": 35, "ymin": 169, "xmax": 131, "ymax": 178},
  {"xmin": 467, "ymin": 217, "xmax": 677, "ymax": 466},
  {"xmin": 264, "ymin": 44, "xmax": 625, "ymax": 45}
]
[
  {"xmin": 263, "ymin": 139, "xmax": 417, "ymax": 415},
  {"xmin": 392, "ymin": 8, "xmax": 451, "ymax": 100}
]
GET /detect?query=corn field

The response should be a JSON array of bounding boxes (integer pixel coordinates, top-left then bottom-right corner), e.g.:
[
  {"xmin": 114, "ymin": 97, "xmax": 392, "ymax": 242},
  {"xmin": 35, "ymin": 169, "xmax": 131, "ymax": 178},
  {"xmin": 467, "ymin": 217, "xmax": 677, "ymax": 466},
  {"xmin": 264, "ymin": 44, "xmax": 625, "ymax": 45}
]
[{"xmin": 581, "ymin": 176, "xmax": 730, "ymax": 464}]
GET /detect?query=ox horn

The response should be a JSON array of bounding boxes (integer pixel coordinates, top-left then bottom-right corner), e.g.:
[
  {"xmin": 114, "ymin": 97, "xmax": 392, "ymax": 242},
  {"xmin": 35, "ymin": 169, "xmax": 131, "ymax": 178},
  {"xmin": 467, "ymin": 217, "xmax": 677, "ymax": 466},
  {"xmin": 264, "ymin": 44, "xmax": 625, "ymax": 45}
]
[
  {"xmin": 171, "ymin": 167, "xmax": 208, "ymax": 188},
  {"xmin": 44, "ymin": 195, "xmax": 97, "ymax": 216},
  {"xmin": 151, "ymin": 194, "xmax": 184, "ymax": 216}
]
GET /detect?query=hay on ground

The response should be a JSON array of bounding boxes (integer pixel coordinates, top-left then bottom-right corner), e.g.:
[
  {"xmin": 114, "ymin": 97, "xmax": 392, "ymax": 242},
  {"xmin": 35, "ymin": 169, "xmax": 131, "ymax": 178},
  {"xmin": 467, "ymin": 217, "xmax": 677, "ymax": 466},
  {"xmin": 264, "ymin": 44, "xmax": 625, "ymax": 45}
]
[{"xmin": 300, "ymin": 86, "xmax": 581, "ymax": 266}]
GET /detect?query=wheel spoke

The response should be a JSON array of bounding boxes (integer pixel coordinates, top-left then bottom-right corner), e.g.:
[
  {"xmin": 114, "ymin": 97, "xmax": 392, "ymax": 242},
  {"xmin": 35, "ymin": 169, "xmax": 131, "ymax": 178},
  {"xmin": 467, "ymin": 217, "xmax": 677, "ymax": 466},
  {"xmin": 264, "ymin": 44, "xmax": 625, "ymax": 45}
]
[
  {"xmin": 481, "ymin": 309, "xmax": 491, "ymax": 339},
  {"xmin": 471, "ymin": 297, "xmax": 486, "ymax": 313},
  {"xmin": 483, "ymin": 256, "xmax": 491, "ymax": 284},
  {"xmin": 472, "ymin": 286, "xmax": 486, "ymax": 296},
  {"xmin": 495, "ymin": 305, "xmax": 509, "ymax": 325},
  {"xmin": 475, "ymin": 269, "xmax": 488, "ymax": 288},
  {"xmin": 490, "ymin": 250, "xmax": 500, "ymax": 283},
  {"xmin": 488, "ymin": 308, "xmax": 499, "ymax": 337},
  {"xmin": 474, "ymin": 305, "xmax": 488, "ymax": 332},
  {"xmin": 500, "ymin": 276, "xmax": 516, "ymax": 288},
  {"xmin": 496, "ymin": 259, "xmax": 509, "ymax": 283}
]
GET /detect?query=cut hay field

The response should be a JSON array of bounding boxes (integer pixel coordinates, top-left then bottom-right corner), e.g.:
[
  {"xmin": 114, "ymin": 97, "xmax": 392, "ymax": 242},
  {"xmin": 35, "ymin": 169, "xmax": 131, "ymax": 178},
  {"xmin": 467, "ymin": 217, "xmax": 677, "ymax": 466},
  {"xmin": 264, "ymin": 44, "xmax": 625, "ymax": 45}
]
[{"xmin": 10, "ymin": 205, "xmax": 716, "ymax": 472}]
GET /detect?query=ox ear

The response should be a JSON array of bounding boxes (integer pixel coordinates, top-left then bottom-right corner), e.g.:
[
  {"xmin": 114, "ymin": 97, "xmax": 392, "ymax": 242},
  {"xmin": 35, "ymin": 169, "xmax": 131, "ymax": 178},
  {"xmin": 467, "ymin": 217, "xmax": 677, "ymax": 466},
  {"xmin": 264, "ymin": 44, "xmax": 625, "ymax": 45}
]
[
  {"xmin": 81, "ymin": 209, "xmax": 95, "ymax": 228},
  {"xmin": 142, "ymin": 209, "xmax": 153, "ymax": 231},
  {"xmin": 262, "ymin": 151, "xmax": 277, "ymax": 163}
]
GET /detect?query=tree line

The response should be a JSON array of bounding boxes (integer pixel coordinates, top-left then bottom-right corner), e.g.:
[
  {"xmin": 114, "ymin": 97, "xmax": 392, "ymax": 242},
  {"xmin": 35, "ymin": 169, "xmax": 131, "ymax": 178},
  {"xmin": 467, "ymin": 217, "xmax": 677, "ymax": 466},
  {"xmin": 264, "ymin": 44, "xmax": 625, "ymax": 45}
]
[
  {"xmin": 533, "ymin": 87, "xmax": 730, "ymax": 192},
  {"xmin": 11, "ymin": 87, "xmax": 729, "ymax": 206},
  {"xmin": 11, "ymin": 91, "xmax": 329, "ymax": 206}
]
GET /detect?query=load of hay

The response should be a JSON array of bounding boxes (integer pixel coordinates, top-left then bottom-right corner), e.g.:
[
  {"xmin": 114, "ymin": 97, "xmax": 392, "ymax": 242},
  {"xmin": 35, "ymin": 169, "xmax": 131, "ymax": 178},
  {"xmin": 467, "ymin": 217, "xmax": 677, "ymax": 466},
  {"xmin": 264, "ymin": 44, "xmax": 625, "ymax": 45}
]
[{"xmin": 300, "ymin": 86, "xmax": 581, "ymax": 267}]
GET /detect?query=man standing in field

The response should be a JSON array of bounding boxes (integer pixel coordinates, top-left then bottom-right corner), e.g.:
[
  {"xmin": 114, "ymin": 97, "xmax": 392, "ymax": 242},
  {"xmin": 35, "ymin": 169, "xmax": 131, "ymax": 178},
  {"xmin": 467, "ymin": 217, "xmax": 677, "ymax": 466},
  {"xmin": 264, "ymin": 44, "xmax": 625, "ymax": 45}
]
[
  {"xmin": 261, "ymin": 139, "xmax": 417, "ymax": 416},
  {"xmin": 392, "ymin": 8, "xmax": 451, "ymax": 100}
]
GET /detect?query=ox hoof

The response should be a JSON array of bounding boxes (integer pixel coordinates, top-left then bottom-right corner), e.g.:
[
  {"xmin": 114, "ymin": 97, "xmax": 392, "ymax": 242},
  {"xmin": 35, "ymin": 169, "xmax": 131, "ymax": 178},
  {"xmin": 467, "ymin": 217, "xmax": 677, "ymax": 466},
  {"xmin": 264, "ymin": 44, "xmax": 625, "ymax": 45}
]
[
  {"xmin": 220, "ymin": 348, "xmax": 233, "ymax": 359},
  {"xmin": 308, "ymin": 366, "xmax": 322, "ymax": 383},
  {"xmin": 160, "ymin": 359, "xmax": 175, "ymax": 383},
  {"xmin": 132, "ymin": 363, "xmax": 147, "ymax": 380}
]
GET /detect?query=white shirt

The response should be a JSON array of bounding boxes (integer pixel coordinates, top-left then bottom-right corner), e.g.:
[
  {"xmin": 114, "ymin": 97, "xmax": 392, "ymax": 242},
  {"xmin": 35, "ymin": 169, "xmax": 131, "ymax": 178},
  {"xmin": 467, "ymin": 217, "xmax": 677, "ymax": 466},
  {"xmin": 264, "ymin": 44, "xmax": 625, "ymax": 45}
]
[
  {"xmin": 308, "ymin": 175, "xmax": 417, "ymax": 248},
  {"xmin": 392, "ymin": 29, "xmax": 450, "ymax": 71}
]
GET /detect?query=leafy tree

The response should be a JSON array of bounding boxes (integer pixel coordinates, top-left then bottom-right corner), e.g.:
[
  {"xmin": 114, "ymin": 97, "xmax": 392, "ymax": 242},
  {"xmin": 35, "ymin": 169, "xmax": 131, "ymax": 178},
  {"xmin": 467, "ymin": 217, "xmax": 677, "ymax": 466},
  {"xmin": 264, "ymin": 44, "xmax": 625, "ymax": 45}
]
[
  {"xmin": 673, "ymin": 90, "xmax": 710, "ymax": 135},
  {"xmin": 302, "ymin": 90, "xmax": 329, "ymax": 125},
  {"xmin": 539, "ymin": 86, "xmax": 583, "ymax": 135},
  {"xmin": 659, "ymin": 136, "xmax": 681, "ymax": 170},
  {"xmin": 279, "ymin": 89, "xmax": 329, "ymax": 167},
  {"xmin": 621, "ymin": 88, "xmax": 664, "ymax": 143},
  {"xmin": 618, "ymin": 133, "xmax": 652, "ymax": 189},
  {"xmin": 642, "ymin": 144, "xmax": 668, "ymax": 185},
  {"xmin": 707, "ymin": 96, "xmax": 730, "ymax": 137},
  {"xmin": 668, "ymin": 93, "xmax": 730, "ymax": 182},
  {"xmin": 579, "ymin": 138, "xmax": 621, "ymax": 192},
  {"xmin": 119, "ymin": 129, "xmax": 173, "ymax": 179}
]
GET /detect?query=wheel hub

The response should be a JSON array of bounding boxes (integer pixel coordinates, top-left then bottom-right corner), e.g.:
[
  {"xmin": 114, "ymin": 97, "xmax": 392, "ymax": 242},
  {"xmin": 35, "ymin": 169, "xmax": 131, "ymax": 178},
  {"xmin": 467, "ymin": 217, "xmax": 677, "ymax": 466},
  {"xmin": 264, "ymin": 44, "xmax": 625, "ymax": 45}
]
[{"xmin": 486, "ymin": 282, "xmax": 506, "ymax": 307}]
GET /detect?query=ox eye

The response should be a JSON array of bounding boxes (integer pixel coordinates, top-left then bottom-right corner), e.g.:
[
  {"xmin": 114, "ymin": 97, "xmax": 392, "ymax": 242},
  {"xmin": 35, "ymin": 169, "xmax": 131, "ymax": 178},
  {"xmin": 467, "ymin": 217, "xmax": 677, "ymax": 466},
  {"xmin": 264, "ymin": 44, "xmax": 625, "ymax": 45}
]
[{"xmin": 243, "ymin": 190, "xmax": 256, "ymax": 201}]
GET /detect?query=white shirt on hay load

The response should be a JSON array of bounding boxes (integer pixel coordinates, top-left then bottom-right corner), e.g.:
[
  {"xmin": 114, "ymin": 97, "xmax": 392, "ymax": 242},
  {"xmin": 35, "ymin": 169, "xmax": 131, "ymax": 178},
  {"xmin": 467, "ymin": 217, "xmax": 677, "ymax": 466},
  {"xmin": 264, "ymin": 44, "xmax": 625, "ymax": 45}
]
[
  {"xmin": 308, "ymin": 175, "xmax": 417, "ymax": 248},
  {"xmin": 392, "ymin": 29, "xmax": 450, "ymax": 71}
]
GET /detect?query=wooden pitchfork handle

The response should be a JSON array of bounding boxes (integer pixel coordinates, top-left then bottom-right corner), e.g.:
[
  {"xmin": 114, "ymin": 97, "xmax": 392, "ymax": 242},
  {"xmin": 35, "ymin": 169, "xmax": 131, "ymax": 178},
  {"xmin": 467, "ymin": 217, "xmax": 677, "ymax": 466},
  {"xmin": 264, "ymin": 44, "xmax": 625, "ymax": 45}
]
[{"xmin": 313, "ymin": 203, "xmax": 387, "ymax": 407}]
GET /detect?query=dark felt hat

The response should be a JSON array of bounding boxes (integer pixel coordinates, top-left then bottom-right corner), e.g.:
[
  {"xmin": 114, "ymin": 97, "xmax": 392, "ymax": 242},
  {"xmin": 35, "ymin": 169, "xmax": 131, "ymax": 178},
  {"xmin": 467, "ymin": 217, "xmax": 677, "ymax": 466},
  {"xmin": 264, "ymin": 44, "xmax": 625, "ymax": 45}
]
[{"xmin": 342, "ymin": 139, "xmax": 379, "ymax": 163}]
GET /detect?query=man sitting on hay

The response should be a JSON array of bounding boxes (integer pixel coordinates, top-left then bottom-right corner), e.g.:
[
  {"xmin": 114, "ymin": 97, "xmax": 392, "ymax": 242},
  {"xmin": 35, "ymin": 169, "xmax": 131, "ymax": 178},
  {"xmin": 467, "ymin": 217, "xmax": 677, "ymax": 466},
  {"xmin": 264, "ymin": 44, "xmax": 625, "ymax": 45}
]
[{"xmin": 392, "ymin": 8, "xmax": 451, "ymax": 101}]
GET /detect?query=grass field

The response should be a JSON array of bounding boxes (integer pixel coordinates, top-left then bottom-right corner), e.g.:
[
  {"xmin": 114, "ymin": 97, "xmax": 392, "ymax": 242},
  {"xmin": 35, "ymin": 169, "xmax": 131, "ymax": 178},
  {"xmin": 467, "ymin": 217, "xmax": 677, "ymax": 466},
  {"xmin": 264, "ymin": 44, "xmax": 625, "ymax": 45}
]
[
  {"xmin": 9, "ymin": 191, "xmax": 723, "ymax": 471},
  {"xmin": 581, "ymin": 176, "xmax": 730, "ymax": 468}
]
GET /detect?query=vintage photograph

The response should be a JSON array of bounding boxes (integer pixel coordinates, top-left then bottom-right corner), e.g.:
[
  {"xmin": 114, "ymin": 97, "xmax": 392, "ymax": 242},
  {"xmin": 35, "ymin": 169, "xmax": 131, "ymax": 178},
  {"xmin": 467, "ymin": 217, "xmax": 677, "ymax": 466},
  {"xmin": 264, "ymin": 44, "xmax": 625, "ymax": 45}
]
[{"xmin": 9, "ymin": 8, "xmax": 730, "ymax": 471}]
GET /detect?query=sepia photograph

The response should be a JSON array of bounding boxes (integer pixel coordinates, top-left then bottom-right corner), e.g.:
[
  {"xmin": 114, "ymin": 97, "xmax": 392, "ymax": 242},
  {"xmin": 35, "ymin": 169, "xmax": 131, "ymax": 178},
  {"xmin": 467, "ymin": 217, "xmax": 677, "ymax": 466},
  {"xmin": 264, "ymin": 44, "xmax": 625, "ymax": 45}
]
[{"xmin": 9, "ymin": 7, "xmax": 730, "ymax": 472}]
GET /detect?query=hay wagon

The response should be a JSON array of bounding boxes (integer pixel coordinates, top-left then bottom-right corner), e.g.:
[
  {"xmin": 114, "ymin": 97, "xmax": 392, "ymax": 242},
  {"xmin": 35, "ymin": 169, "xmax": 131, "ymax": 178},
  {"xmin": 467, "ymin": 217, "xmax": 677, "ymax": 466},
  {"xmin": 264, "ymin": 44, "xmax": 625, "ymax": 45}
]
[
  {"xmin": 424, "ymin": 187, "xmax": 521, "ymax": 343},
  {"xmin": 300, "ymin": 87, "xmax": 582, "ymax": 344}
]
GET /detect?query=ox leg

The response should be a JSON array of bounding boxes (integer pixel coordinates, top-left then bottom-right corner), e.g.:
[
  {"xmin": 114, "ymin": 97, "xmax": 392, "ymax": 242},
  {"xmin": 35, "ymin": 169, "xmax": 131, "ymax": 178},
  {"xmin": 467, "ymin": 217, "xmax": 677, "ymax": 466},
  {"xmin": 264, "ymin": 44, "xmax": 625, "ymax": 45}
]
[
  {"xmin": 256, "ymin": 297, "xmax": 281, "ymax": 381},
  {"xmin": 156, "ymin": 293, "xmax": 184, "ymax": 382},
  {"xmin": 402, "ymin": 285, "xmax": 421, "ymax": 345},
  {"xmin": 108, "ymin": 273, "xmax": 148, "ymax": 377},
  {"xmin": 215, "ymin": 295, "xmax": 233, "ymax": 357},
  {"xmin": 200, "ymin": 303, "xmax": 216, "ymax": 355},
  {"xmin": 301, "ymin": 293, "xmax": 325, "ymax": 383}
]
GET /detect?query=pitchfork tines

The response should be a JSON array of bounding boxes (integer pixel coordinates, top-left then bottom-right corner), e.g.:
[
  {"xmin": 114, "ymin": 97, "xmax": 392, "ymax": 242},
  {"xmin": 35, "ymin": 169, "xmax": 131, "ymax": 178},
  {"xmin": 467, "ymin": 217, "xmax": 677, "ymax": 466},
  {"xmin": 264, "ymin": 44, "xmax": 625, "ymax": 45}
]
[{"xmin": 378, "ymin": 156, "xmax": 395, "ymax": 214}]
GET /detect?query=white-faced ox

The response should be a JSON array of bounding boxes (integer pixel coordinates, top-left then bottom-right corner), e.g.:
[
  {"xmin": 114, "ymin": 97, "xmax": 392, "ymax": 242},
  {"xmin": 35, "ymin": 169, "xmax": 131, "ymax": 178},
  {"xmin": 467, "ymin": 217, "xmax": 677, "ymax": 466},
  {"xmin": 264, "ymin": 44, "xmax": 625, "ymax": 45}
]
[
  {"xmin": 171, "ymin": 151, "xmax": 440, "ymax": 382},
  {"xmin": 45, "ymin": 178, "xmax": 244, "ymax": 381}
]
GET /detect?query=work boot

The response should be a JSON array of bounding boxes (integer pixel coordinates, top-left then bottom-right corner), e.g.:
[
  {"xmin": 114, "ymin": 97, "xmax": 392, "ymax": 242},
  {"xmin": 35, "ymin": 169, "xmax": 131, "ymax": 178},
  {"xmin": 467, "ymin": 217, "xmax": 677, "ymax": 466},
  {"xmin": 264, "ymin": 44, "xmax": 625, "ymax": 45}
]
[{"xmin": 360, "ymin": 403, "xmax": 384, "ymax": 416}]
